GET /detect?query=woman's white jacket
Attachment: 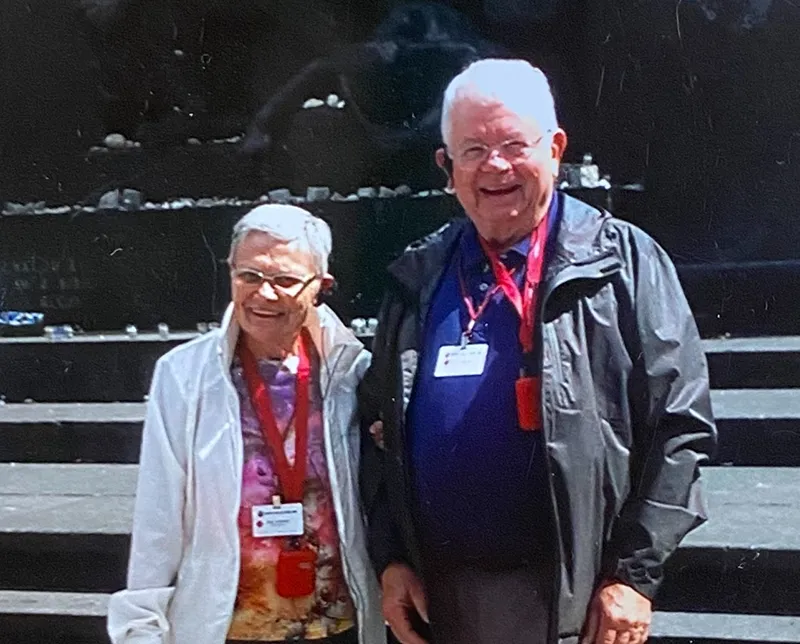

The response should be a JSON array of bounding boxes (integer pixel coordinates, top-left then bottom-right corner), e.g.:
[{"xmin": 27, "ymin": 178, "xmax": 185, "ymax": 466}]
[{"xmin": 107, "ymin": 304, "xmax": 385, "ymax": 644}]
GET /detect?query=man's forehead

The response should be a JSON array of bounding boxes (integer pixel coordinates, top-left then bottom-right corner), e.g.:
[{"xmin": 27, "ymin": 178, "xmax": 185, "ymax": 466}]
[{"xmin": 450, "ymin": 97, "xmax": 542, "ymax": 138}]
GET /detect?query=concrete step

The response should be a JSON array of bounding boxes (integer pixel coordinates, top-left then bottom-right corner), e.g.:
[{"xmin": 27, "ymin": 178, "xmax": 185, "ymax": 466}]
[
  {"xmin": 659, "ymin": 466, "xmax": 800, "ymax": 615},
  {"xmin": 4, "ymin": 388, "xmax": 800, "ymax": 465},
  {"xmin": 1, "ymin": 331, "xmax": 797, "ymax": 403},
  {"xmin": 704, "ymin": 336, "xmax": 800, "ymax": 390},
  {"xmin": 650, "ymin": 612, "xmax": 800, "ymax": 644},
  {"xmin": 0, "ymin": 591, "xmax": 108, "ymax": 644},
  {"xmin": 0, "ymin": 404, "xmax": 145, "ymax": 464},
  {"xmin": 2, "ymin": 464, "xmax": 800, "ymax": 614},
  {"xmin": 712, "ymin": 389, "xmax": 800, "ymax": 465},
  {"xmin": 1, "ymin": 592, "xmax": 798, "ymax": 644},
  {"xmin": 0, "ymin": 333, "xmax": 194, "ymax": 404}
]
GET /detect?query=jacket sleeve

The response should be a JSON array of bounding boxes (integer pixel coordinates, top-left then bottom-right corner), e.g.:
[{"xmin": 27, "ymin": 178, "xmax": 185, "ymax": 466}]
[
  {"xmin": 605, "ymin": 232, "xmax": 717, "ymax": 600},
  {"xmin": 107, "ymin": 358, "xmax": 189, "ymax": 643},
  {"xmin": 358, "ymin": 293, "xmax": 411, "ymax": 579}
]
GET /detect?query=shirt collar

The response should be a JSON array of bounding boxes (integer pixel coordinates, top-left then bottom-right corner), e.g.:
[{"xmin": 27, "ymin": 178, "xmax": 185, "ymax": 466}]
[{"xmin": 459, "ymin": 193, "xmax": 559, "ymax": 272}]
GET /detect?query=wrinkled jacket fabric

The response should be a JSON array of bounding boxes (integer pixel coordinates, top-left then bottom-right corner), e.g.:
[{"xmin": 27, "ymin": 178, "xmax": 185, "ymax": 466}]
[
  {"xmin": 359, "ymin": 193, "xmax": 717, "ymax": 644},
  {"xmin": 108, "ymin": 304, "xmax": 385, "ymax": 644}
]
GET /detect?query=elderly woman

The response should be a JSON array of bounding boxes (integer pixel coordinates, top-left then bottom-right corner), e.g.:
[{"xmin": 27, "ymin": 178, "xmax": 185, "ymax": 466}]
[{"xmin": 107, "ymin": 205, "xmax": 384, "ymax": 644}]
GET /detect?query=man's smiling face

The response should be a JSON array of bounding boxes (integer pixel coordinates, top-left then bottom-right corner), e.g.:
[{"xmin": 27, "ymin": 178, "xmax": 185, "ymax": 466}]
[{"xmin": 443, "ymin": 97, "xmax": 566, "ymax": 246}]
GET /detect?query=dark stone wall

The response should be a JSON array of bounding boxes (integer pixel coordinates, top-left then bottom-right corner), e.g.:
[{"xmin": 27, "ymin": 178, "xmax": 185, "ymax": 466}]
[{"xmin": 1, "ymin": 1, "xmax": 799, "ymax": 333}]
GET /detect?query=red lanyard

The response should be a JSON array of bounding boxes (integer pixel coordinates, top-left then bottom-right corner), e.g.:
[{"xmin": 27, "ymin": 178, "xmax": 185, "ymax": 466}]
[
  {"xmin": 238, "ymin": 330, "xmax": 311, "ymax": 503},
  {"xmin": 458, "ymin": 269, "xmax": 505, "ymax": 344},
  {"xmin": 476, "ymin": 217, "xmax": 548, "ymax": 355}
]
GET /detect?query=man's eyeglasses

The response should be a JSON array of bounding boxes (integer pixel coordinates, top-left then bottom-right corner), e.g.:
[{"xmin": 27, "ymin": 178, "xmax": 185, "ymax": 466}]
[
  {"xmin": 450, "ymin": 133, "xmax": 550, "ymax": 168},
  {"xmin": 231, "ymin": 267, "xmax": 320, "ymax": 296}
]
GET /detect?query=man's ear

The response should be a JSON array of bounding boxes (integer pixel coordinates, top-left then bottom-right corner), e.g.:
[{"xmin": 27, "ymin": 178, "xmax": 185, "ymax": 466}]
[
  {"xmin": 550, "ymin": 129, "xmax": 568, "ymax": 177},
  {"xmin": 435, "ymin": 147, "xmax": 454, "ymax": 192},
  {"xmin": 320, "ymin": 273, "xmax": 336, "ymax": 294}
]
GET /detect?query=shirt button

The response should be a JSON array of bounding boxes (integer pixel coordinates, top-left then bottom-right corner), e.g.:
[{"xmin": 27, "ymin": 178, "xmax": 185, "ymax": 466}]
[{"xmin": 479, "ymin": 282, "xmax": 490, "ymax": 292}]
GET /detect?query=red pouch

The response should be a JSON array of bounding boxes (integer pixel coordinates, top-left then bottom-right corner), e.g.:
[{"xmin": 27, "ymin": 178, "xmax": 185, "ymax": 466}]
[
  {"xmin": 276, "ymin": 547, "xmax": 317, "ymax": 598},
  {"xmin": 515, "ymin": 375, "xmax": 542, "ymax": 431}
]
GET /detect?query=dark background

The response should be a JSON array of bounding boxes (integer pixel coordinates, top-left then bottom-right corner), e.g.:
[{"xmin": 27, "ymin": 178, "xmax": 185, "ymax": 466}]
[{"xmin": 1, "ymin": 0, "xmax": 798, "ymax": 334}]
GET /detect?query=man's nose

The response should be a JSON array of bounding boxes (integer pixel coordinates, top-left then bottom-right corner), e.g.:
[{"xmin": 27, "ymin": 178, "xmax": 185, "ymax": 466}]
[{"xmin": 482, "ymin": 150, "xmax": 512, "ymax": 171}]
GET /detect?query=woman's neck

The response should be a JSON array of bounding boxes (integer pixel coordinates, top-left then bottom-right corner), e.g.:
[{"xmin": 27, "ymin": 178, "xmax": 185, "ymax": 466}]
[{"xmin": 244, "ymin": 331, "xmax": 300, "ymax": 361}]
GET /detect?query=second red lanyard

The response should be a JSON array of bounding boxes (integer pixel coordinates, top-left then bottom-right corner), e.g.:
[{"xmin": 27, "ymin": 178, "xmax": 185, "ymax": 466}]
[{"xmin": 239, "ymin": 330, "xmax": 312, "ymax": 503}]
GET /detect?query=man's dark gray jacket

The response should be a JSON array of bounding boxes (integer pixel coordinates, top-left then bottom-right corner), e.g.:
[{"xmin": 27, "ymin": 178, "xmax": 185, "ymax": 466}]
[{"xmin": 358, "ymin": 193, "xmax": 717, "ymax": 643}]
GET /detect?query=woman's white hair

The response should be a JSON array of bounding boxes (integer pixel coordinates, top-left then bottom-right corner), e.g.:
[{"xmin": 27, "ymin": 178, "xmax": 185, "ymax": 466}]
[
  {"xmin": 228, "ymin": 204, "xmax": 333, "ymax": 274},
  {"xmin": 440, "ymin": 59, "xmax": 559, "ymax": 148}
]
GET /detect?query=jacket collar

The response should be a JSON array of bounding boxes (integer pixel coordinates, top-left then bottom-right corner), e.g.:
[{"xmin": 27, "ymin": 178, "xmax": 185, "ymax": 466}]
[
  {"xmin": 387, "ymin": 192, "xmax": 623, "ymax": 305},
  {"xmin": 215, "ymin": 303, "xmax": 364, "ymax": 393}
]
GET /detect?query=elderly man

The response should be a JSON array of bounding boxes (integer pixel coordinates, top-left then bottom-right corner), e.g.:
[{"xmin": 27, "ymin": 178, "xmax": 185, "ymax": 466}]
[
  {"xmin": 107, "ymin": 205, "xmax": 385, "ymax": 644},
  {"xmin": 359, "ymin": 59, "xmax": 716, "ymax": 644}
]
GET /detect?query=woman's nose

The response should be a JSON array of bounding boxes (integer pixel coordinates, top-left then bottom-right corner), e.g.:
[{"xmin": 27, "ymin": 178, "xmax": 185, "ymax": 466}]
[{"xmin": 257, "ymin": 280, "xmax": 279, "ymax": 300}]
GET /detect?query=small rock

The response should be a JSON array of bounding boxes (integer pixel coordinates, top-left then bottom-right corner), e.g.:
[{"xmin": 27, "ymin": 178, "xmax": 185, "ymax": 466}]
[
  {"xmin": 4, "ymin": 201, "xmax": 45, "ymax": 215},
  {"xmin": 104, "ymin": 133, "xmax": 127, "ymax": 149},
  {"xmin": 366, "ymin": 318, "xmax": 379, "ymax": 334},
  {"xmin": 196, "ymin": 322, "xmax": 209, "ymax": 333},
  {"xmin": 378, "ymin": 186, "xmax": 396, "ymax": 198},
  {"xmin": 98, "ymin": 189, "xmax": 120, "ymax": 210},
  {"xmin": 157, "ymin": 322, "xmax": 170, "ymax": 339},
  {"xmin": 197, "ymin": 198, "xmax": 217, "ymax": 208},
  {"xmin": 306, "ymin": 186, "xmax": 331, "ymax": 202},
  {"xmin": 330, "ymin": 192, "xmax": 347, "ymax": 202},
  {"xmin": 336, "ymin": 100, "xmax": 346, "ymax": 109},
  {"xmin": 225, "ymin": 135, "xmax": 242, "ymax": 144},
  {"xmin": 121, "ymin": 189, "xmax": 143, "ymax": 211},
  {"xmin": 303, "ymin": 98, "xmax": 325, "ymax": 109},
  {"xmin": 350, "ymin": 318, "xmax": 367, "ymax": 335},
  {"xmin": 344, "ymin": 193, "xmax": 360, "ymax": 202},
  {"xmin": 268, "ymin": 188, "xmax": 292, "ymax": 204},
  {"xmin": 395, "ymin": 184, "xmax": 413, "ymax": 197},
  {"xmin": 89, "ymin": 145, "xmax": 106, "ymax": 153},
  {"xmin": 326, "ymin": 93, "xmax": 340, "ymax": 108},
  {"xmin": 430, "ymin": 189, "xmax": 445, "ymax": 196},
  {"xmin": 174, "ymin": 49, "xmax": 185, "ymax": 57},
  {"xmin": 125, "ymin": 324, "xmax": 138, "ymax": 338},
  {"xmin": 187, "ymin": 137, "xmax": 201, "ymax": 146},
  {"xmin": 133, "ymin": 141, "xmax": 142, "ymax": 148},
  {"xmin": 414, "ymin": 190, "xmax": 431, "ymax": 198},
  {"xmin": 143, "ymin": 202, "xmax": 160, "ymax": 210},
  {"xmin": 169, "ymin": 200, "xmax": 184, "ymax": 210},
  {"xmin": 357, "ymin": 187, "xmax": 378, "ymax": 199}
]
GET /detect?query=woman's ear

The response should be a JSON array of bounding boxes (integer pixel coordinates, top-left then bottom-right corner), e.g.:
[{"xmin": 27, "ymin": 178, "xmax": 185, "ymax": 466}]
[{"xmin": 315, "ymin": 273, "xmax": 337, "ymax": 304}]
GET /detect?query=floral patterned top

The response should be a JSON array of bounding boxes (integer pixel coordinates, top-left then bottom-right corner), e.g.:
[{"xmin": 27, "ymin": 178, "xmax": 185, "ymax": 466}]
[{"xmin": 226, "ymin": 350, "xmax": 356, "ymax": 641}]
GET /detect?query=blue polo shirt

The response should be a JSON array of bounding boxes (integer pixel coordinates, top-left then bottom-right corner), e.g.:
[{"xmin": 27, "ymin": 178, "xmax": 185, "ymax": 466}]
[{"xmin": 408, "ymin": 195, "xmax": 560, "ymax": 568}]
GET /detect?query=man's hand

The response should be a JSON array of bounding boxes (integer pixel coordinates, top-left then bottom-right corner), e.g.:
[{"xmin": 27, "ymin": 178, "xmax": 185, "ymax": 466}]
[
  {"xmin": 581, "ymin": 581, "xmax": 652, "ymax": 644},
  {"xmin": 369, "ymin": 420, "xmax": 385, "ymax": 450},
  {"xmin": 381, "ymin": 563, "xmax": 429, "ymax": 644}
]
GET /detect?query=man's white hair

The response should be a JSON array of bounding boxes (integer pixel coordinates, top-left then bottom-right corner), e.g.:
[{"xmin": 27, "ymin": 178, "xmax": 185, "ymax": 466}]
[
  {"xmin": 440, "ymin": 59, "xmax": 559, "ymax": 148},
  {"xmin": 228, "ymin": 204, "xmax": 333, "ymax": 274}
]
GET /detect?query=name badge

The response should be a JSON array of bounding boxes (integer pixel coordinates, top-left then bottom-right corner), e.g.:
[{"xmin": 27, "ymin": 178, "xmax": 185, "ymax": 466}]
[
  {"xmin": 252, "ymin": 503, "xmax": 304, "ymax": 538},
  {"xmin": 434, "ymin": 343, "xmax": 488, "ymax": 378}
]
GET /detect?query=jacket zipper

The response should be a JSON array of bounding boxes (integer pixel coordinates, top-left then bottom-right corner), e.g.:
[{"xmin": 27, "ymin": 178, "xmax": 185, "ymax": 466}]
[{"xmin": 539, "ymin": 252, "xmax": 623, "ymax": 643}]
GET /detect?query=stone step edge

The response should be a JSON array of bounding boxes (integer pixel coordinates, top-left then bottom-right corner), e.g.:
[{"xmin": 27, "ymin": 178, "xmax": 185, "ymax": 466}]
[
  {"xmin": 2, "ymin": 390, "xmax": 799, "ymax": 423},
  {"xmin": 651, "ymin": 611, "xmax": 800, "ymax": 642},
  {"xmin": 1, "ymin": 592, "xmax": 798, "ymax": 643}
]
